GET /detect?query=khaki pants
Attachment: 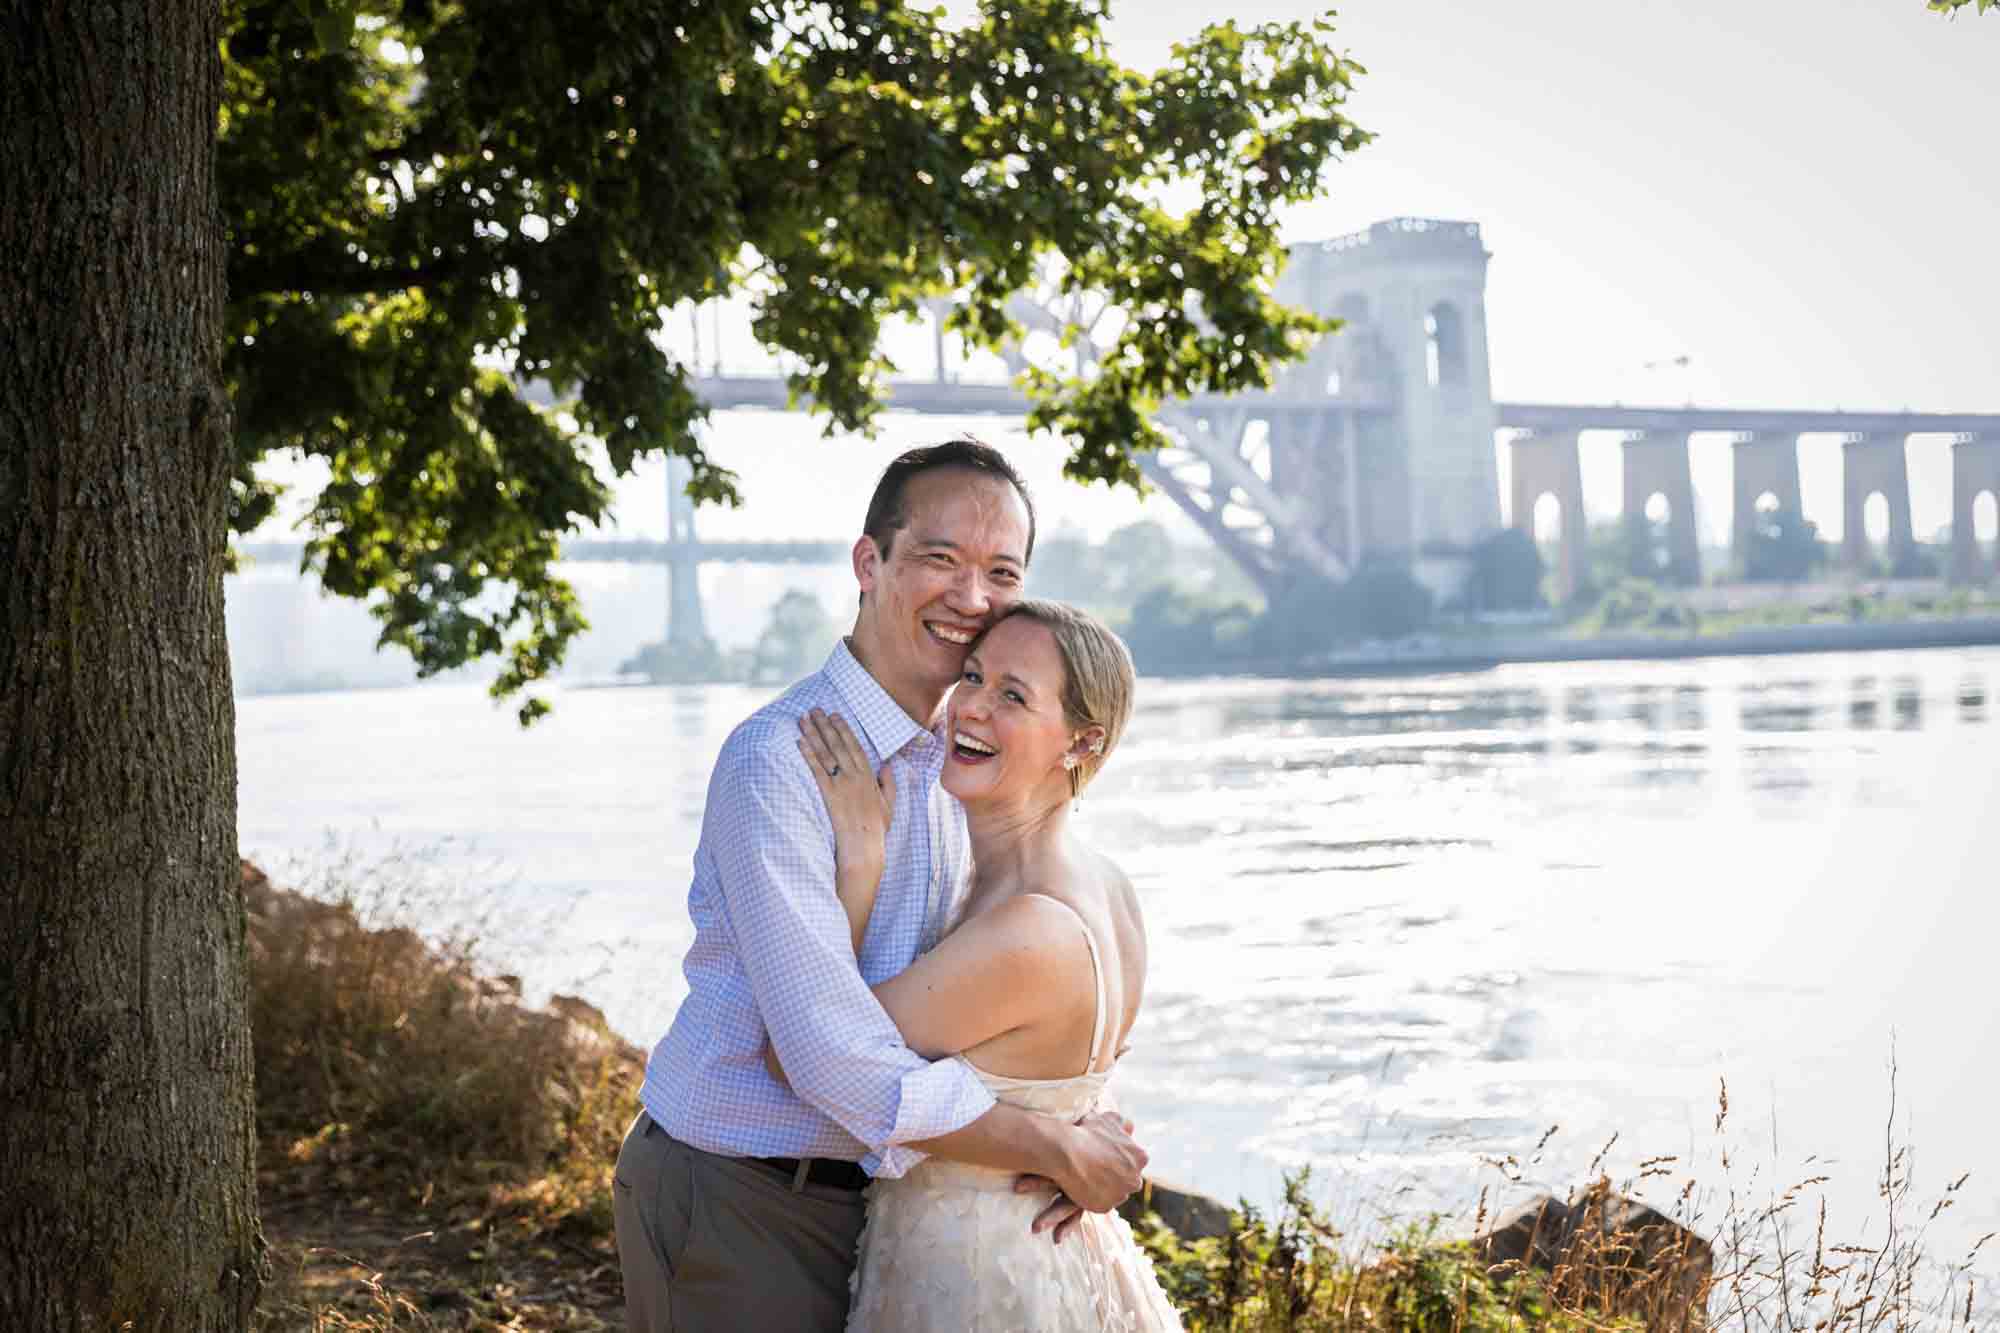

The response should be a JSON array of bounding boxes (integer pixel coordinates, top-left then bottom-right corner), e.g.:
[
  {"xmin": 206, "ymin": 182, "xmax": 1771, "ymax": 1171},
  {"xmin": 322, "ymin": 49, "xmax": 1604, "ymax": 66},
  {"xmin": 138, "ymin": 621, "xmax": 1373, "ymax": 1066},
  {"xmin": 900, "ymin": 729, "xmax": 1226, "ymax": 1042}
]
[{"xmin": 614, "ymin": 1111, "xmax": 867, "ymax": 1333}]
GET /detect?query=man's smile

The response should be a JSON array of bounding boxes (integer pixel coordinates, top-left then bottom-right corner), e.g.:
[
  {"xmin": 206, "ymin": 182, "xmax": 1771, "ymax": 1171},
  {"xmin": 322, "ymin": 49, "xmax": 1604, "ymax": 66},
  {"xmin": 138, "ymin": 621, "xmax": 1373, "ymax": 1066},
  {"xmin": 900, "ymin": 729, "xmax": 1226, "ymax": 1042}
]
[{"xmin": 925, "ymin": 621, "xmax": 979, "ymax": 646}]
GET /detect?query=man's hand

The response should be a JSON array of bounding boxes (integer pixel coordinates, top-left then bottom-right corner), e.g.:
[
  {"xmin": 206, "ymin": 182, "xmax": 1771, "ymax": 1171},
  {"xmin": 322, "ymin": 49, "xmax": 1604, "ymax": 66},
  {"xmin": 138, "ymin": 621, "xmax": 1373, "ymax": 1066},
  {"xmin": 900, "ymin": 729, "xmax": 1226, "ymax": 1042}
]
[{"xmin": 1013, "ymin": 1112, "xmax": 1144, "ymax": 1244}]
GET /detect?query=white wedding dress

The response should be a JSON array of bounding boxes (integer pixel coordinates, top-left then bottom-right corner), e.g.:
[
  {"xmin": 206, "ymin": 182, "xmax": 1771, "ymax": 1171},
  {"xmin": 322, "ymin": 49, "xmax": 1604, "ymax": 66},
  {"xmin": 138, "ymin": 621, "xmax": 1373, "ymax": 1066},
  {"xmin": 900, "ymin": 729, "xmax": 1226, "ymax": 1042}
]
[{"xmin": 845, "ymin": 923, "xmax": 1184, "ymax": 1332}]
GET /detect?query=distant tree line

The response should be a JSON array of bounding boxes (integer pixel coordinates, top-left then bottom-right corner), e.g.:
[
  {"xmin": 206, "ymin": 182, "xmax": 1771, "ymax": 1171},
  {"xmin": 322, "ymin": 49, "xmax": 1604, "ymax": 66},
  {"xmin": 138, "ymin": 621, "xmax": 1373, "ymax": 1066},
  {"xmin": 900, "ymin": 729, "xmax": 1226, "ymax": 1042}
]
[
  {"xmin": 620, "ymin": 519, "xmax": 1559, "ymax": 683},
  {"xmin": 621, "ymin": 588, "xmax": 842, "ymax": 686},
  {"xmin": 621, "ymin": 502, "xmax": 1981, "ymax": 687}
]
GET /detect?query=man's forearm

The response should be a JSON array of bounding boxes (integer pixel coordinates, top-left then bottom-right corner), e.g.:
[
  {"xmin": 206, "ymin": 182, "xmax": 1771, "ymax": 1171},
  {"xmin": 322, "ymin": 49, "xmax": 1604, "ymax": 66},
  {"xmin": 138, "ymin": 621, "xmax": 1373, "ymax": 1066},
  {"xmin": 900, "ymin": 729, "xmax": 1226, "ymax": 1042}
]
[
  {"xmin": 909, "ymin": 1101, "xmax": 1070, "ymax": 1180},
  {"xmin": 910, "ymin": 1101, "xmax": 1146, "ymax": 1216}
]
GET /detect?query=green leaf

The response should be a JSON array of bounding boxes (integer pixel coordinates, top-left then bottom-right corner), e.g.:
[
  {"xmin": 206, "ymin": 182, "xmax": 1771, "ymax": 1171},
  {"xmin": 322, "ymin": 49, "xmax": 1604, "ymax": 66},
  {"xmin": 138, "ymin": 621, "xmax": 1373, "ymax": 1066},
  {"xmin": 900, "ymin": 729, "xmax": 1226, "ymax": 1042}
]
[{"xmin": 307, "ymin": 0, "xmax": 353, "ymax": 53}]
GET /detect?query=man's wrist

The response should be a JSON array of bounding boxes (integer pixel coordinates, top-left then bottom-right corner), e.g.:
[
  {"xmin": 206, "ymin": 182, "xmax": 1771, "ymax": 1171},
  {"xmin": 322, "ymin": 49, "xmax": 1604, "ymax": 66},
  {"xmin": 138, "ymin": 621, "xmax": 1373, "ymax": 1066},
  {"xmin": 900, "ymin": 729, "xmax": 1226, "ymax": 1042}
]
[{"xmin": 1033, "ymin": 1113, "xmax": 1080, "ymax": 1188}]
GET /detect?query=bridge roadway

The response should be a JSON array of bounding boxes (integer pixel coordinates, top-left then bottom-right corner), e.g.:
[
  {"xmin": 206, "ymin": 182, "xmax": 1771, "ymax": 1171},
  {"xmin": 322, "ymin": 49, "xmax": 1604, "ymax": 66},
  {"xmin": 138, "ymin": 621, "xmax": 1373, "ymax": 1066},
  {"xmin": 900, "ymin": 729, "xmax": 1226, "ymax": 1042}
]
[
  {"xmin": 695, "ymin": 374, "xmax": 2000, "ymax": 436},
  {"xmin": 238, "ymin": 386, "xmax": 2000, "ymax": 579},
  {"xmin": 1493, "ymin": 403, "xmax": 2000, "ymax": 436}
]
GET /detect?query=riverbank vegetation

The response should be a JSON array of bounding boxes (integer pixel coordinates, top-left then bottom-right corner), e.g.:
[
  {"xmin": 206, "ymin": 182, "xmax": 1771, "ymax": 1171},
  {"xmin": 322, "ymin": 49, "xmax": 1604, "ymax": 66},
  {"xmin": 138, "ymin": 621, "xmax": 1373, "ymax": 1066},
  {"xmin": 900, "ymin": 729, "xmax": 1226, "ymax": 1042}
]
[
  {"xmin": 246, "ymin": 856, "xmax": 1991, "ymax": 1330},
  {"xmin": 620, "ymin": 514, "xmax": 1998, "ymax": 686}
]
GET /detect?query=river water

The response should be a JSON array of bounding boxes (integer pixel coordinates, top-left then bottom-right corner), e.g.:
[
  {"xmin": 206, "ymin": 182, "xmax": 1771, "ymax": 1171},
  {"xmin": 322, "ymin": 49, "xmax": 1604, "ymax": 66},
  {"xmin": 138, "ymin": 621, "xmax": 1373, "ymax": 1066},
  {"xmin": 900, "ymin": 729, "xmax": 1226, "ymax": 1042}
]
[{"xmin": 236, "ymin": 644, "xmax": 1999, "ymax": 1281}]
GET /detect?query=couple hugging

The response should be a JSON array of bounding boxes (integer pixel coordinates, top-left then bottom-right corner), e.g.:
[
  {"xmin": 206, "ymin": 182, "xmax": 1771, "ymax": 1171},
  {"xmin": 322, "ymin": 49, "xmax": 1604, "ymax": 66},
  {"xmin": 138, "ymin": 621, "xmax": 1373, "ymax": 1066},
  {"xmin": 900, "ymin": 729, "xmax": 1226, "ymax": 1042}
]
[{"xmin": 614, "ymin": 440, "xmax": 1183, "ymax": 1331}]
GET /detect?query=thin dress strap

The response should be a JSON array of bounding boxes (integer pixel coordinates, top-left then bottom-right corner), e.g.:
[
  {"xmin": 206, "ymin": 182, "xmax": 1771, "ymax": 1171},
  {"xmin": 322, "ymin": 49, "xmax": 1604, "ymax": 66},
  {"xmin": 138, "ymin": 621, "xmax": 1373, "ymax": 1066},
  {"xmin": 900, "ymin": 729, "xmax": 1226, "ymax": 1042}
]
[{"xmin": 1074, "ymin": 915, "xmax": 1110, "ymax": 1077}]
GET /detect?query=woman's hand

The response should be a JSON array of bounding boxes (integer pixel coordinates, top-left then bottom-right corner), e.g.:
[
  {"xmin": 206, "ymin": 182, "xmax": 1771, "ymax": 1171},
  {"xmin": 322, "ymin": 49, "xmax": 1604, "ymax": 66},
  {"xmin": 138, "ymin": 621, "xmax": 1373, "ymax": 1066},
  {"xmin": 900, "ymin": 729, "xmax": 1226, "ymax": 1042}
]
[{"xmin": 798, "ymin": 709, "xmax": 896, "ymax": 957}]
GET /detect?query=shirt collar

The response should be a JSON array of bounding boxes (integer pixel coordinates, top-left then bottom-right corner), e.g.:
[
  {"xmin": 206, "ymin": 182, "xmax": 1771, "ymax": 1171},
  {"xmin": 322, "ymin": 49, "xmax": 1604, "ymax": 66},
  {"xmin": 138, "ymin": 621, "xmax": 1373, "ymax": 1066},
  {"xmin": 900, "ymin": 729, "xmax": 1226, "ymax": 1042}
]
[{"xmin": 822, "ymin": 638, "xmax": 935, "ymax": 761}]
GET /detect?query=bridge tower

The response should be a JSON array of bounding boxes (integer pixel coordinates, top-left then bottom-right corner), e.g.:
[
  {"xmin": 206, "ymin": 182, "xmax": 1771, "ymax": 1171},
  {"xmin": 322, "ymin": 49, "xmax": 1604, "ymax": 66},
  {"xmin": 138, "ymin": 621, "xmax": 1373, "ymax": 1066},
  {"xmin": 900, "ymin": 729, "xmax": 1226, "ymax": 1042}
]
[
  {"xmin": 1275, "ymin": 218, "xmax": 1503, "ymax": 561},
  {"xmin": 664, "ymin": 453, "xmax": 710, "ymax": 648}
]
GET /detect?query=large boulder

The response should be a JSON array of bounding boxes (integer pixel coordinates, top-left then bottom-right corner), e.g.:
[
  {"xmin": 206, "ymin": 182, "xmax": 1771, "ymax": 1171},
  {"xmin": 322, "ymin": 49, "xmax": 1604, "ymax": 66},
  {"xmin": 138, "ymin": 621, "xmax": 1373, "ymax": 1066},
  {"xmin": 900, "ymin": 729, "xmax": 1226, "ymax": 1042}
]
[
  {"xmin": 1471, "ymin": 1178, "xmax": 1711, "ymax": 1330},
  {"xmin": 1119, "ymin": 1177, "xmax": 1234, "ymax": 1241}
]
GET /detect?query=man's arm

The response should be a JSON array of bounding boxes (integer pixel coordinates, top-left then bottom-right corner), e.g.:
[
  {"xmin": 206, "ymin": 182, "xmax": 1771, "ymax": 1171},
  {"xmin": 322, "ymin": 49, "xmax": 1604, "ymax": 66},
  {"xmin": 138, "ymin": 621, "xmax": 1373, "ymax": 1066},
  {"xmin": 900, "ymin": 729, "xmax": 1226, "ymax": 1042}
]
[
  {"xmin": 707, "ymin": 730, "xmax": 995, "ymax": 1176},
  {"xmin": 914, "ymin": 1102, "xmax": 1146, "ymax": 1218},
  {"xmin": 760, "ymin": 883, "xmax": 1149, "ymax": 1216},
  {"xmin": 754, "ymin": 1028, "xmax": 1145, "ymax": 1223}
]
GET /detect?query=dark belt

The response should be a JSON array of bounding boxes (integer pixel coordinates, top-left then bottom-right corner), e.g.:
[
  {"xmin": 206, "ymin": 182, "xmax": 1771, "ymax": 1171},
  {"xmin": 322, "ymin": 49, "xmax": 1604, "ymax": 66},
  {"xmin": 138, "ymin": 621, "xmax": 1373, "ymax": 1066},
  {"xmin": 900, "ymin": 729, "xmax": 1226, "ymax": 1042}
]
[{"xmin": 751, "ymin": 1155, "xmax": 870, "ymax": 1192}]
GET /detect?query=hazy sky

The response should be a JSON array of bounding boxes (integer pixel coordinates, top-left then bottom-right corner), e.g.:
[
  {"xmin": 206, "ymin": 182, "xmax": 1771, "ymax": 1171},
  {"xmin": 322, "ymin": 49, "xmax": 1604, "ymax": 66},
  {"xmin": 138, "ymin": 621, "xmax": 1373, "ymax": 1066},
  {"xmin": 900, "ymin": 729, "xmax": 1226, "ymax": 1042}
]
[
  {"xmin": 271, "ymin": 3, "xmax": 2000, "ymax": 549},
  {"xmin": 632, "ymin": 1, "xmax": 1999, "ymax": 550}
]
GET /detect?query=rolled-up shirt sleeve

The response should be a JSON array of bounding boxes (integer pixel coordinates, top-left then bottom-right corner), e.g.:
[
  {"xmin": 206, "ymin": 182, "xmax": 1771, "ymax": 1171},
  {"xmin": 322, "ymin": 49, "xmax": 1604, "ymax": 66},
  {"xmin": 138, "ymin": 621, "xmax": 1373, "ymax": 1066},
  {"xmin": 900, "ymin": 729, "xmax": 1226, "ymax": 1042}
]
[{"xmin": 706, "ymin": 733, "xmax": 995, "ymax": 1177}]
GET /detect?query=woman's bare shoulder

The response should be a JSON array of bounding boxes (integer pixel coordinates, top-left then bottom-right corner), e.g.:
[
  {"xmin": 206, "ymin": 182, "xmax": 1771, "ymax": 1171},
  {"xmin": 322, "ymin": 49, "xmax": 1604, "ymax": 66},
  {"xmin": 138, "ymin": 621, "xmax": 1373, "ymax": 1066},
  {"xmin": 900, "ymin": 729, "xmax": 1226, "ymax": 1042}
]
[{"xmin": 987, "ymin": 888, "xmax": 1095, "ymax": 945}]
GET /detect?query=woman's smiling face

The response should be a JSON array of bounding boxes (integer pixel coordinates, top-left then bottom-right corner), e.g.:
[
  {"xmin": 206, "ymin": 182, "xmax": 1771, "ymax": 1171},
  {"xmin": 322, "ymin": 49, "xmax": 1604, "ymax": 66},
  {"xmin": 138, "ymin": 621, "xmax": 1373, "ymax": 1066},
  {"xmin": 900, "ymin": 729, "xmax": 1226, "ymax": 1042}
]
[{"xmin": 940, "ymin": 615, "xmax": 1078, "ymax": 808}]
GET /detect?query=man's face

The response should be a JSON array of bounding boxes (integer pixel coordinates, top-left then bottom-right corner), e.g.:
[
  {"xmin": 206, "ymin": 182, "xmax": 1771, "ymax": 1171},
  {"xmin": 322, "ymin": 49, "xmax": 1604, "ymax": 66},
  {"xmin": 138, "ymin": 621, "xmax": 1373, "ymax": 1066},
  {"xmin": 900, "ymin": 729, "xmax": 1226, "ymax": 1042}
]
[{"xmin": 855, "ymin": 468, "xmax": 1031, "ymax": 704}]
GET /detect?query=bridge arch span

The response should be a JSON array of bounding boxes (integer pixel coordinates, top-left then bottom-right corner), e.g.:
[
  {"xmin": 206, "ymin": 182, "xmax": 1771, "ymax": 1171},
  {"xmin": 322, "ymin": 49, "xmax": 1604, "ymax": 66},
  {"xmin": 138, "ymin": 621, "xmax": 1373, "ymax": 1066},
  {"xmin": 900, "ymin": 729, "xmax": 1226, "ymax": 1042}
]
[
  {"xmin": 1532, "ymin": 491, "xmax": 1565, "ymax": 547},
  {"xmin": 1862, "ymin": 491, "xmax": 1893, "ymax": 552},
  {"xmin": 1637, "ymin": 492, "xmax": 1677, "ymax": 576}
]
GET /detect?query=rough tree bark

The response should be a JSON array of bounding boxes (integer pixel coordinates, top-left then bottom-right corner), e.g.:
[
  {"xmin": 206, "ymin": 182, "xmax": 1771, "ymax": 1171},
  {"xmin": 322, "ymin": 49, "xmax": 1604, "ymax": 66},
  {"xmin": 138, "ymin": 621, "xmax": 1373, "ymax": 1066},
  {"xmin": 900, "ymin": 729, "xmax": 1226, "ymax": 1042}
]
[{"xmin": 1, "ymin": 3, "xmax": 264, "ymax": 1329}]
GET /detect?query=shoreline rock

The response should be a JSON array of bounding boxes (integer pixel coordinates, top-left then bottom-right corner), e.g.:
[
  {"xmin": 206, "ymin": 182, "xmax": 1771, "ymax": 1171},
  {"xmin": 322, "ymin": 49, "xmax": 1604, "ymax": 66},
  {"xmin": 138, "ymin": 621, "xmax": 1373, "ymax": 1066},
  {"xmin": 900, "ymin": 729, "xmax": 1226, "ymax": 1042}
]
[
  {"xmin": 1471, "ymin": 1179, "xmax": 1712, "ymax": 1330},
  {"xmin": 1119, "ymin": 1177, "xmax": 1235, "ymax": 1241}
]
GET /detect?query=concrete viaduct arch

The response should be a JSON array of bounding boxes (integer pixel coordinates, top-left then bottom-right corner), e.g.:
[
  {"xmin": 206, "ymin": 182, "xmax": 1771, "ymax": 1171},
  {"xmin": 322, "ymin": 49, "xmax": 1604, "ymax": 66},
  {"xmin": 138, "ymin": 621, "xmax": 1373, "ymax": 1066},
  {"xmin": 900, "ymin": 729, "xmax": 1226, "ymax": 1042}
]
[
  {"xmin": 1508, "ymin": 430, "xmax": 1586, "ymax": 602},
  {"xmin": 1840, "ymin": 432, "xmax": 1915, "ymax": 572},
  {"xmin": 1621, "ymin": 431, "xmax": 1701, "ymax": 586},
  {"xmin": 1953, "ymin": 434, "xmax": 2000, "ymax": 584},
  {"xmin": 1730, "ymin": 432, "xmax": 1804, "ymax": 553}
]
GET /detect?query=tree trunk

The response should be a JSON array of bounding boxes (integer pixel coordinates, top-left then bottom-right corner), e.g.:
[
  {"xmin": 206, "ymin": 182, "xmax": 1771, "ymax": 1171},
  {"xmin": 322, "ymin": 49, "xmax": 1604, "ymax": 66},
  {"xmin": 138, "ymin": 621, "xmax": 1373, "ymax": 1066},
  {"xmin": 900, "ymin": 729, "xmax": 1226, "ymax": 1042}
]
[{"xmin": 0, "ymin": 3, "xmax": 263, "ymax": 1329}]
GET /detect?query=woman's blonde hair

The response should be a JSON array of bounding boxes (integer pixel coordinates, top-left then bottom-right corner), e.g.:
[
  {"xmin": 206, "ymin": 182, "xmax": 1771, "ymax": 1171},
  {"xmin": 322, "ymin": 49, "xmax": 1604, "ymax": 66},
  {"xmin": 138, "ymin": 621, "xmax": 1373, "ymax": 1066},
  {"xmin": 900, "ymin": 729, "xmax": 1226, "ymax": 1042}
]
[{"xmin": 984, "ymin": 599, "xmax": 1136, "ymax": 799}]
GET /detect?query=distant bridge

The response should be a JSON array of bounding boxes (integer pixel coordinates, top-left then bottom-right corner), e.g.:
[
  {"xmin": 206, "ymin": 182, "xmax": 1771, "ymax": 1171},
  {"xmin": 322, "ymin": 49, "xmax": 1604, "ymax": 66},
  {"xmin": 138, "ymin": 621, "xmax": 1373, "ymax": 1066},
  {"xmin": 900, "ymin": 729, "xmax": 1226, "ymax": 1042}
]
[
  {"xmin": 249, "ymin": 218, "xmax": 2000, "ymax": 647},
  {"xmin": 675, "ymin": 221, "xmax": 1996, "ymax": 619}
]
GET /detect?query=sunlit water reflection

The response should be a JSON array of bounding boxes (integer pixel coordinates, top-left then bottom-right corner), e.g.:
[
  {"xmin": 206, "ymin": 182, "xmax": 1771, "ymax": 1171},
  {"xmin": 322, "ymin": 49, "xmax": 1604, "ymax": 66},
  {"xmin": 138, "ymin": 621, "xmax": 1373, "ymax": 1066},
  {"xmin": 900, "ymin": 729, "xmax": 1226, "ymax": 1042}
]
[{"xmin": 237, "ymin": 645, "xmax": 2000, "ymax": 1281}]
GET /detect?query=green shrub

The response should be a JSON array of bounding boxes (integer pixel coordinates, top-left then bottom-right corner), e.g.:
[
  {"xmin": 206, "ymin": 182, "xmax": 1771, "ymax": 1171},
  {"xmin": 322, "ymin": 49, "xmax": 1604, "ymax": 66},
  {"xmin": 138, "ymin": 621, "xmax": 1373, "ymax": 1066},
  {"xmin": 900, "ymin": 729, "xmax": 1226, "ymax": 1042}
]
[
  {"xmin": 1255, "ymin": 564, "xmax": 1435, "ymax": 657},
  {"xmin": 1465, "ymin": 529, "xmax": 1546, "ymax": 612},
  {"xmin": 1132, "ymin": 1171, "xmax": 1630, "ymax": 1331}
]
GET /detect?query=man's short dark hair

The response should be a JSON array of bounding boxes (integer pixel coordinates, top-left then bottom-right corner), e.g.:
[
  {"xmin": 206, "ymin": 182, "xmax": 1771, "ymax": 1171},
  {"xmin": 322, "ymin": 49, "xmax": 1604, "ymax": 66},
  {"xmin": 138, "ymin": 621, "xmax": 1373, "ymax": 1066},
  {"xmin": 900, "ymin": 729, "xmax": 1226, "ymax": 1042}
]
[{"xmin": 862, "ymin": 438, "xmax": 1037, "ymax": 565}]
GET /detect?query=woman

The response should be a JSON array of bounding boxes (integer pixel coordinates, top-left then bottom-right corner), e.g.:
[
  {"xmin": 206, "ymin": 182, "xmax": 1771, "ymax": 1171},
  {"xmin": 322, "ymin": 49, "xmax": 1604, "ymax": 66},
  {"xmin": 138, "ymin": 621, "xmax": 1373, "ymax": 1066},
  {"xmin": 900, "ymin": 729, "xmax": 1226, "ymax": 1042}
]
[{"xmin": 787, "ymin": 600, "xmax": 1182, "ymax": 1332}]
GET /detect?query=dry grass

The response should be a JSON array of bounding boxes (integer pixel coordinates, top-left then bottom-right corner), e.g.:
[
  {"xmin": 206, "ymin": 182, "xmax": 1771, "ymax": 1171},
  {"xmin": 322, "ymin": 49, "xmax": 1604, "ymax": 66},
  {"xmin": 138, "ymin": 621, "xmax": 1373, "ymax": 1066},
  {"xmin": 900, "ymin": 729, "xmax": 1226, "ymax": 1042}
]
[
  {"xmin": 1689, "ymin": 1064, "xmax": 1996, "ymax": 1332},
  {"xmin": 244, "ymin": 854, "xmax": 639, "ymax": 1331}
]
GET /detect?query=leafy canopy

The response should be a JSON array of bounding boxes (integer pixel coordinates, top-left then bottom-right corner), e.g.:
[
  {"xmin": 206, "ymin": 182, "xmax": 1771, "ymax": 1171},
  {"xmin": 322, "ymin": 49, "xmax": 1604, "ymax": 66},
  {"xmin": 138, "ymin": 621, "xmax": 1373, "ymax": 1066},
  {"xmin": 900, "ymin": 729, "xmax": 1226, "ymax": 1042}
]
[
  {"xmin": 220, "ymin": 0, "xmax": 1368, "ymax": 719},
  {"xmin": 1928, "ymin": 0, "xmax": 1996, "ymax": 13}
]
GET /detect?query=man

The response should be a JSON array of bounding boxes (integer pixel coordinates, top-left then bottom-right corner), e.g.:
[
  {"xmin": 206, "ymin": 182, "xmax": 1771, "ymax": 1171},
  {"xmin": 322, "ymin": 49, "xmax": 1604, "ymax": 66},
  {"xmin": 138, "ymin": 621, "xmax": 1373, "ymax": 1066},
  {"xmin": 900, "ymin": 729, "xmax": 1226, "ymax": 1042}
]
[{"xmin": 615, "ymin": 439, "xmax": 1149, "ymax": 1331}]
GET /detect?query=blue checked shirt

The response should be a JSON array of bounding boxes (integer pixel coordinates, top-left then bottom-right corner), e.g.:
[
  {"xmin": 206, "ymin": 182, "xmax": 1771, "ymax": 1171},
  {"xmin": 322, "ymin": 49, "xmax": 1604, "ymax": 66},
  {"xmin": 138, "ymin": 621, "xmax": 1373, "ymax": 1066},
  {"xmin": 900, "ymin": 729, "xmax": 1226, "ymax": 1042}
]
[{"xmin": 640, "ymin": 640, "xmax": 996, "ymax": 1178}]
